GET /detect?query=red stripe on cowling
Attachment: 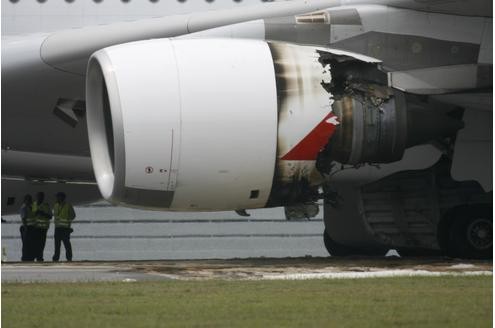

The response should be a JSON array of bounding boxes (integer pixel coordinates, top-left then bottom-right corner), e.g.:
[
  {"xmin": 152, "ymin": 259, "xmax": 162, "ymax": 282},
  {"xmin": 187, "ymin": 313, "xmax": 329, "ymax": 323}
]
[{"xmin": 280, "ymin": 112, "xmax": 339, "ymax": 161}]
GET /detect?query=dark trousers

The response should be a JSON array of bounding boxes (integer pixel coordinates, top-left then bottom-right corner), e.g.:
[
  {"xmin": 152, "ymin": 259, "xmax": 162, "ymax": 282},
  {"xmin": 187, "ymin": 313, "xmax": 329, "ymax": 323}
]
[
  {"xmin": 33, "ymin": 228, "xmax": 48, "ymax": 261},
  {"xmin": 20, "ymin": 225, "xmax": 27, "ymax": 261},
  {"xmin": 23, "ymin": 226, "xmax": 36, "ymax": 261},
  {"xmin": 53, "ymin": 227, "xmax": 72, "ymax": 261}
]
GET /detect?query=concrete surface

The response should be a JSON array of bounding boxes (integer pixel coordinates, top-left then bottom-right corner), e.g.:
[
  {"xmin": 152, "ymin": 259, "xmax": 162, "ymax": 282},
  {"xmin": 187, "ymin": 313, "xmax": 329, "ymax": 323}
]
[
  {"xmin": 1, "ymin": 204, "xmax": 328, "ymax": 261},
  {"xmin": 2, "ymin": 257, "xmax": 492, "ymax": 283}
]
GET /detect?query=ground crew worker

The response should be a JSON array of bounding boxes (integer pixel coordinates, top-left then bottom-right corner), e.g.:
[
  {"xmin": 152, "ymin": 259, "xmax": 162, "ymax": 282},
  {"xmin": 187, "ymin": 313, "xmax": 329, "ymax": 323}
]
[
  {"xmin": 52, "ymin": 192, "xmax": 76, "ymax": 262},
  {"xmin": 19, "ymin": 194, "xmax": 36, "ymax": 261},
  {"xmin": 33, "ymin": 192, "xmax": 52, "ymax": 262}
]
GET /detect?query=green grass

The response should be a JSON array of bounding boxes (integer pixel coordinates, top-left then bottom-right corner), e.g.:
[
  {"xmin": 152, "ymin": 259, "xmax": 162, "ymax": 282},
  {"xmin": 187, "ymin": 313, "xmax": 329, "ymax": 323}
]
[{"xmin": 2, "ymin": 276, "xmax": 492, "ymax": 328}]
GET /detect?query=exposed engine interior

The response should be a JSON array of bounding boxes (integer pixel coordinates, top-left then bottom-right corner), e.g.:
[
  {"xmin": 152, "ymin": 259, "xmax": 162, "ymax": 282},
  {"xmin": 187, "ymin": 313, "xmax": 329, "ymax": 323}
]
[
  {"xmin": 315, "ymin": 52, "xmax": 464, "ymax": 171},
  {"xmin": 85, "ymin": 38, "xmax": 465, "ymax": 212}
]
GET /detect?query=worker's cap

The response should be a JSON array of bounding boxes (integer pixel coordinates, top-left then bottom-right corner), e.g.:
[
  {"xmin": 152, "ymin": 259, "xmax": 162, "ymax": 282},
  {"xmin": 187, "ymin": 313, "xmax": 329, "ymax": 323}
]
[{"xmin": 55, "ymin": 192, "xmax": 66, "ymax": 198}]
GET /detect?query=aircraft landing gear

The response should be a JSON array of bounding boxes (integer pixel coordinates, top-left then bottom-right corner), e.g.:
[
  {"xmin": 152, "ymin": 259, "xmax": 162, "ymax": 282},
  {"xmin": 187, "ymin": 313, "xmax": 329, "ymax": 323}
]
[
  {"xmin": 442, "ymin": 206, "xmax": 492, "ymax": 259},
  {"xmin": 323, "ymin": 229, "xmax": 353, "ymax": 256},
  {"xmin": 323, "ymin": 229, "xmax": 386, "ymax": 256}
]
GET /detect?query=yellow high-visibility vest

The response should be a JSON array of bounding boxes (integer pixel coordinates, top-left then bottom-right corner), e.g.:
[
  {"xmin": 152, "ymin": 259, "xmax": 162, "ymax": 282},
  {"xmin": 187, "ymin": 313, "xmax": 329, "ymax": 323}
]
[
  {"xmin": 21, "ymin": 205, "xmax": 37, "ymax": 227},
  {"xmin": 53, "ymin": 202, "xmax": 75, "ymax": 228},
  {"xmin": 33, "ymin": 202, "xmax": 52, "ymax": 229}
]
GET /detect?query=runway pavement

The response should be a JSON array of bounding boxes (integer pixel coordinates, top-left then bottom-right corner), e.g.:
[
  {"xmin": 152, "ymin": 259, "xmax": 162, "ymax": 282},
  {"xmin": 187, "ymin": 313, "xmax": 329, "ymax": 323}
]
[
  {"xmin": 3, "ymin": 203, "xmax": 492, "ymax": 284},
  {"xmin": 1, "ymin": 264, "xmax": 164, "ymax": 283},
  {"xmin": 2, "ymin": 257, "xmax": 492, "ymax": 283},
  {"xmin": 1, "ymin": 204, "xmax": 328, "ymax": 261}
]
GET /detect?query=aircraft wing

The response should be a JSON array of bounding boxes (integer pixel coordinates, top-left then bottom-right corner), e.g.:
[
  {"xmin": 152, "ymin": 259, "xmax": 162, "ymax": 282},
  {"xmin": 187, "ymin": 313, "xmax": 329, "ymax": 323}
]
[
  {"xmin": 38, "ymin": 0, "xmax": 345, "ymax": 75},
  {"xmin": 23, "ymin": 0, "xmax": 492, "ymax": 75},
  {"xmin": 384, "ymin": 0, "xmax": 491, "ymax": 17}
]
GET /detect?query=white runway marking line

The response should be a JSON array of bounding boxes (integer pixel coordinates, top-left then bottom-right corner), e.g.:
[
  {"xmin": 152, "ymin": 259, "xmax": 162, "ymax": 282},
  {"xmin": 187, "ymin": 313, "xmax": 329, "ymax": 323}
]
[{"xmin": 260, "ymin": 270, "xmax": 493, "ymax": 280}]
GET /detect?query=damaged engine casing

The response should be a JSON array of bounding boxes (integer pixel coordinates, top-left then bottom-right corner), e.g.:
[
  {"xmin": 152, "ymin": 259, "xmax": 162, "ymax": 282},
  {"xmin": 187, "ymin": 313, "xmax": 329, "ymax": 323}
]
[
  {"xmin": 315, "ymin": 50, "xmax": 463, "ymax": 172},
  {"xmin": 321, "ymin": 92, "xmax": 463, "ymax": 167},
  {"xmin": 86, "ymin": 38, "xmax": 463, "ymax": 211},
  {"xmin": 328, "ymin": 94, "xmax": 408, "ymax": 165}
]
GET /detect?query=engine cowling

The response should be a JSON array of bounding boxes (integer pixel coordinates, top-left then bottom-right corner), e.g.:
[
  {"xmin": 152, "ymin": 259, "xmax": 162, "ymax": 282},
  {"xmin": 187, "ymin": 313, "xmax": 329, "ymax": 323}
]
[
  {"xmin": 87, "ymin": 39, "xmax": 340, "ymax": 210},
  {"xmin": 86, "ymin": 38, "xmax": 462, "ymax": 211}
]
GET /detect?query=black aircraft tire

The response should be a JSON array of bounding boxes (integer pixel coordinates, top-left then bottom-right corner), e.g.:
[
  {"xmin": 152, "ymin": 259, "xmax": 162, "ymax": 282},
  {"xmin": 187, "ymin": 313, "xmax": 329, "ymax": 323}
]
[
  {"xmin": 448, "ymin": 213, "xmax": 492, "ymax": 260},
  {"xmin": 323, "ymin": 229, "xmax": 353, "ymax": 256},
  {"xmin": 323, "ymin": 229, "xmax": 386, "ymax": 256}
]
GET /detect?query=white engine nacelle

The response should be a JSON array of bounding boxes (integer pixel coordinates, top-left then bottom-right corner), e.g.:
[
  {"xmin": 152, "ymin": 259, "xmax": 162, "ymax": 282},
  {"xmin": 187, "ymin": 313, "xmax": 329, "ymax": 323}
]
[
  {"xmin": 87, "ymin": 38, "xmax": 345, "ymax": 210},
  {"xmin": 87, "ymin": 38, "xmax": 462, "ymax": 211}
]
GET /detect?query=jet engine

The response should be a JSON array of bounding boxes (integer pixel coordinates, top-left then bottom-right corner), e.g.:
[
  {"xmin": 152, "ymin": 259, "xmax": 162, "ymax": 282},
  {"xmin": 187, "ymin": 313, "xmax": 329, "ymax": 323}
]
[
  {"xmin": 320, "ymin": 92, "xmax": 464, "ymax": 166},
  {"xmin": 86, "ymin": 38, "xmax": 463, "ymax": 210}
]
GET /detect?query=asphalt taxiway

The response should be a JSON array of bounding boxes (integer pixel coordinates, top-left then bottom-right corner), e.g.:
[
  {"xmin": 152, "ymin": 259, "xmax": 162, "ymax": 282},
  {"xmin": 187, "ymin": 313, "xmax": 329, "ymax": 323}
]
[
  {"xmin": 2, "ymin": 257, "xmax": 492, "ymax": 283},
  {"xmin": 2, "ymin": 205, "xmax": 329, "ymax": 261}
]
